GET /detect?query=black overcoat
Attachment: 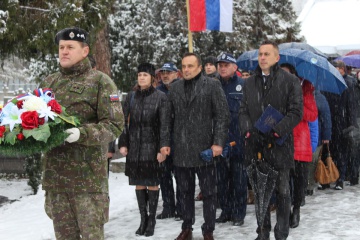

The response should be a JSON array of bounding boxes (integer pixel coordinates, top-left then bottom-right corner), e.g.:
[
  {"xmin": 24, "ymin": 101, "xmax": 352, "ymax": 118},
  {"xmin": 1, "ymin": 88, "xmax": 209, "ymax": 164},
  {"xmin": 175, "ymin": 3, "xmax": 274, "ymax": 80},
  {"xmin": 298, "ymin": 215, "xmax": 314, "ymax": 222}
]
[
  {"xmin": 119, "ymin": 86, "xmax": 171, "ymax": 179},
  {"xmin": 168, "ymin": 74, "xmax": 230, "ymax": 167},
  {"xmin": 239, "ymin": 64, "xmax": 303, "ymax": 170}
]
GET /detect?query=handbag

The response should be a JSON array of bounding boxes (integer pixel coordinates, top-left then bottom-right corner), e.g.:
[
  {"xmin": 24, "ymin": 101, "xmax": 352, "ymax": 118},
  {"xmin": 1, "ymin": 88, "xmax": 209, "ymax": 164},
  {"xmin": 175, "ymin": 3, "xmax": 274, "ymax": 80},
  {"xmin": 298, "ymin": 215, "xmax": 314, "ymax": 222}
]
[{"xmin": 315, "ymin": 143, "xmax": 339, "ymax": 184}]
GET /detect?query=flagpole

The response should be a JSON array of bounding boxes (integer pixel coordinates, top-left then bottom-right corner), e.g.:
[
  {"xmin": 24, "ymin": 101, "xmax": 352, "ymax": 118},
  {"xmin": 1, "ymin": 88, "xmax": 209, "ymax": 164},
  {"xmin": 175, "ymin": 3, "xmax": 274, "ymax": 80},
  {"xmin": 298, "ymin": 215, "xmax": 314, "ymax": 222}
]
[{"xmin": 186, "ymin": 0, "xmax": 193, "ymax": 53}]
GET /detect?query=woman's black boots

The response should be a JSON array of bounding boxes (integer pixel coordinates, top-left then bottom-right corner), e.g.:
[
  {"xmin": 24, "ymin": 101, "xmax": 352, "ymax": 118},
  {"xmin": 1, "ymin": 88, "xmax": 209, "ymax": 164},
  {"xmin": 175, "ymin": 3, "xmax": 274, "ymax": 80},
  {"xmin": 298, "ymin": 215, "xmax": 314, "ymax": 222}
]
[
  {"xmin": 144, "ymin": 190, "xmax": 159, "ymax": 237},
  {"xmin": 135, "ymin": 189, "xmax": 148, "ymax": 235}
]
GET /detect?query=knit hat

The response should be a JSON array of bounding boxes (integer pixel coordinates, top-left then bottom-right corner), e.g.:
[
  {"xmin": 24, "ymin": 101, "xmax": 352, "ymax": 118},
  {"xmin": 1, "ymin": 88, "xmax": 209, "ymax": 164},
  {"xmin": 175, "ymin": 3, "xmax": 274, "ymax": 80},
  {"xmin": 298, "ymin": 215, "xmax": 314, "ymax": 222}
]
[
  {"xmin": 137, "ymin": 63, "xmax": 156, "ymax": 77},
  {"xmin": 204, "ymin": 56, "xmax": 218, "ymax": 66}
]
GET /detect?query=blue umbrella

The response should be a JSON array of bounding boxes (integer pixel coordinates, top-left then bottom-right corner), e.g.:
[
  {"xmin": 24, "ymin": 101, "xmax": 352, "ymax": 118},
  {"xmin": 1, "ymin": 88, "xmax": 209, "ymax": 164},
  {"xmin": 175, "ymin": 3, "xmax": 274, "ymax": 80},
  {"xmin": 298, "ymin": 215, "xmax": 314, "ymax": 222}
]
[
  {"xmin": 279, "ymin": 42, "xmax": 328, "ymax": 58},
  {"xmin": 237, "ymin": 49, "xmax": 258, "ymax": 71},
  {"xmin": 335, "ymin": 54, "xmax": 360, "ymax": 68},
  {"xmin": 279, "ymin": 48, "xmax": 347, "ymax": 94},
  {"xmin": 236, "ymin": 48, "xmax": 347, "ymax": 94}
]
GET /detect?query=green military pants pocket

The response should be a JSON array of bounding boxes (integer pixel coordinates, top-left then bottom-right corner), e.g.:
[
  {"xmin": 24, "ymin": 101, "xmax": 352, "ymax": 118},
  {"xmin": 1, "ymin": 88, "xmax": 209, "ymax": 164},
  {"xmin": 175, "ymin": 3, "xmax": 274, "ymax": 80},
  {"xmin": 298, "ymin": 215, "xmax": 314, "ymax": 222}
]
[{"xmin": 46, "ymin": 191, "xmax": 109, "ymax": 240}]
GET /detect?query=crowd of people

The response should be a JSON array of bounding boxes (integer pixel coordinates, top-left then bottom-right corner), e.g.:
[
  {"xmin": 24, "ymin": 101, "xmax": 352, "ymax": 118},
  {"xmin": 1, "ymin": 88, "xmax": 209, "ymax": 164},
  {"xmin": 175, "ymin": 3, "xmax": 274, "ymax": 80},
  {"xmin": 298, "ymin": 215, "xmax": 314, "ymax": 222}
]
[{"xmin": 40, "ymin": 26, "xmax": 360, "ymax": 240}]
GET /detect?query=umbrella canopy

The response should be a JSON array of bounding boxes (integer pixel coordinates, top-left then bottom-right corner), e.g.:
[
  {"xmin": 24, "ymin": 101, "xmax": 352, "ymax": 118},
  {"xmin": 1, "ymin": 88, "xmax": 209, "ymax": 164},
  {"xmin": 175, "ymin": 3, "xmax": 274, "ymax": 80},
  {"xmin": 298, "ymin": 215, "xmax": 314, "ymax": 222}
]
[
  {"xmin": 335, "ymin": 54, "xmax": 360, "ymax": 68},
  {"xmin": 345, "ymin": 50, "xmax": 360, "ymax": 56},
  {"xmin": 236, "ymin": 48, "xmax": 347, "ymax": 94},
  {"xmin": 237, "ymin": 49, "xmax": 258, "ymax": 71},
  {"xmin": 279, "ymin": 42, "xmax": 328, "ymax": 58},
  {"xmin": 246, "ymin": 160, "xmax": 278, "ymax": 227}
]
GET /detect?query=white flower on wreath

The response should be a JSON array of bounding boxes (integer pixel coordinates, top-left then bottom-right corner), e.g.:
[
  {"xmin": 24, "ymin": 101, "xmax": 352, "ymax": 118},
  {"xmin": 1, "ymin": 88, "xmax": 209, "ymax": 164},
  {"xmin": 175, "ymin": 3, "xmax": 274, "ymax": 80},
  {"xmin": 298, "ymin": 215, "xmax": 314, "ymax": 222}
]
[
  {"xmin": 22, "ymin": 96, "xmax": 47, "ymax": 111},
  {"xmin": 37, "ymin": 106, "xmax": 57, "ymax": 123},
  {"xmin": 0, "ymin": 103, "xmax": 25, "ymax": 132}
]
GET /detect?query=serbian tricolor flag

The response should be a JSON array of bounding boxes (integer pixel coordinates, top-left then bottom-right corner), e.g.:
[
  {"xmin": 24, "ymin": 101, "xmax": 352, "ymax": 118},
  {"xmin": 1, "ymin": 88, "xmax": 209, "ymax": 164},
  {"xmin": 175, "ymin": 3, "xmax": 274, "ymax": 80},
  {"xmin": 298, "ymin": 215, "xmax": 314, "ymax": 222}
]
[{"xmin": 189, "ymin": 0, "xmax": 233, "ymax": 32}]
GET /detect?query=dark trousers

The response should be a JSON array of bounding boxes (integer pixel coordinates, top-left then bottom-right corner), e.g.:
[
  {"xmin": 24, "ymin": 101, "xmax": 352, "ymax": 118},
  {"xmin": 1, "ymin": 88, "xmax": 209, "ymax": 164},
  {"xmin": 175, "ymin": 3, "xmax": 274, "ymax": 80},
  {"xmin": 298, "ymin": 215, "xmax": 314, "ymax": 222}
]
[
  {"xmin": 331, "ymin": 134, "xmax": 352, "ymax": 182},
  {"xmin": 159, "ymin": 156, "xmax": 181, "ymax": 214},
  {"xmin": 258, "ymin": 169, "xmax": 291, "ymax": 240},
  {"xmin": 290, "ymin": 160, "xmax": 308, "ymax": 208},
  {"xmin": 349, "ymin": 140, "xmax": 360, "ymax": 183},
  {"xmin": 175, "ymin": 165, "xmax": 216, "ymax": 233},
  {"xmin": 216, "ymin": 155, "xmax": 247, "ymax": 220}
]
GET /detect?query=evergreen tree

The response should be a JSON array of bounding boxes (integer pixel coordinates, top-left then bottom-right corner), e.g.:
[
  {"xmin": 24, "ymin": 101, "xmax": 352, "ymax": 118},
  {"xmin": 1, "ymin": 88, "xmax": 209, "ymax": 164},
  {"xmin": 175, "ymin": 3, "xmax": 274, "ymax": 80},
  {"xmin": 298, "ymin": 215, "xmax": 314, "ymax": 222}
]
[
  {"xmin": 0, "ymin": 0, "xmax": 115, "ymax": 81},
  {"xmin": 24, "ymin": 153, "xmax": 42, "ymax": 195},
  {"xmin": 1, "ymin": 0, "xmax": 303, "ymax": 91},
  {"xmin": 264, "ymin": 0, "xmax": 304, "ymax": 43}
]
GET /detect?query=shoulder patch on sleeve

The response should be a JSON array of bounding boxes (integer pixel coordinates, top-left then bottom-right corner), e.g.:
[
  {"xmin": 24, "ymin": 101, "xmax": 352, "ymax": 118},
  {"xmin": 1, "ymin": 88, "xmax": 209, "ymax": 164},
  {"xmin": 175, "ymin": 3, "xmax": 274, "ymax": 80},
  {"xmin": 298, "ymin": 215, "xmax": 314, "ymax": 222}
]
[{"xmin": 109, "ymin": 94, "xmax": 120, "ymax": 102}]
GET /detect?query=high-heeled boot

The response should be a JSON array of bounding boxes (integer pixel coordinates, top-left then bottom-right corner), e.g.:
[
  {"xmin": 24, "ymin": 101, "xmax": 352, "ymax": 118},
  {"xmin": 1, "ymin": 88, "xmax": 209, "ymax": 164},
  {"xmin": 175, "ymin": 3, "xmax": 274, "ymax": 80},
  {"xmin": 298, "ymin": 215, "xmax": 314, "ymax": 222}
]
[
  {"xmin": 144, "ymin": 190, "xmax": 159, "ymax": 237},
  {"xmin": 290, "ymin": 207, "xmax": 300, "ymax": 228},
  {"xmin": 135, "ymin": 189, "xmax": 148, "ymax": 235}
]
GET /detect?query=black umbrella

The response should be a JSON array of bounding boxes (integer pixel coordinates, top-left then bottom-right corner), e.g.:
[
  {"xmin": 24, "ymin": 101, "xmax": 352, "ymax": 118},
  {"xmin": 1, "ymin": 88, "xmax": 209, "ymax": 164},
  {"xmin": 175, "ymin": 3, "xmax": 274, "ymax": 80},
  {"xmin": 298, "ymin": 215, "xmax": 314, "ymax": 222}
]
[{"xmin": 246, "ymin": 156, "xmax": 278, "ymax": 227}]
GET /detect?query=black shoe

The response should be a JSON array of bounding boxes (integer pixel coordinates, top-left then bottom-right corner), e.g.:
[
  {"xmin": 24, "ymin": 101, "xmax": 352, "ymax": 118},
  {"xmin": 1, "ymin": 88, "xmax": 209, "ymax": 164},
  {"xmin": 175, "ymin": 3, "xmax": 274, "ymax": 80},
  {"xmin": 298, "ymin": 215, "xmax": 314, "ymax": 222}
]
[
  {"xmin": 215, "ymin": 213, "xmax": 231, "ymax": 223},
  {"xmin": 335, "ymin": 181, "xmax": 343, "ymax": 190},
  {"xmin": 350, "ymin": 177, "xmax": 359, "ymax": 186},
  {"xmin": 156, "ymin": 211, "xmax": 175, "ymax": 219},
  {"xmin": 232, "ymin": 218, "xmax": 244, "ymax": 226},
  {"xmin": 318, "ymin": 184, "xmax": 330, "ymax": 190},
  {"xmin": 306, "ymin": 189, "xmax": 314, "ymax": 196},
  {"xmin": 174, "ymin": 212, "xmax": 183, "ymax": 221},
  {"xmin": 290, "ymin": 208, "xmax": 300, "ymax": 228}
]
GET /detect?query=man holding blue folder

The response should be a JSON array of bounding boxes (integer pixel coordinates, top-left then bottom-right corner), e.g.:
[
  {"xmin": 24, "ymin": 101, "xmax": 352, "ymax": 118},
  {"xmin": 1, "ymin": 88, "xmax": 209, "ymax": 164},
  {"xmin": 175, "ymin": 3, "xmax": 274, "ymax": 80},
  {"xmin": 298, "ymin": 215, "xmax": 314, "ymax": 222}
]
[{"xmin": 239, "ymin": 40, "xmax": 303, "ymax": 240}]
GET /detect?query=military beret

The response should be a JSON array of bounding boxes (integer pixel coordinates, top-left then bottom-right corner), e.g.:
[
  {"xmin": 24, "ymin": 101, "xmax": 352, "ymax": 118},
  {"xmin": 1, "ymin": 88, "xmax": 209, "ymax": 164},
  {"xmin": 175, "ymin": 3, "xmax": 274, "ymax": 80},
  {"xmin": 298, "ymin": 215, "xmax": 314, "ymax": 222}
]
[
  {"xmin": 137, "ymin": 63, "xmax": 156, "ymax": 77},
  {"xmin": 55, "ymin": 27, "xmax": 89, "ymax": 45}
]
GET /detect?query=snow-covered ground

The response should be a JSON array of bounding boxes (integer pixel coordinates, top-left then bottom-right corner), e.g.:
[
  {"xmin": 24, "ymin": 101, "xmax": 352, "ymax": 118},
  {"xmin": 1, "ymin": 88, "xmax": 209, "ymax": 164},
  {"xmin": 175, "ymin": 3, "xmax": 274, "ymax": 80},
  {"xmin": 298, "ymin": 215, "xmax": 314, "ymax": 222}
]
[{"xmin": 1, "ymin": 166, "xmax": 360, "ymax": 240}]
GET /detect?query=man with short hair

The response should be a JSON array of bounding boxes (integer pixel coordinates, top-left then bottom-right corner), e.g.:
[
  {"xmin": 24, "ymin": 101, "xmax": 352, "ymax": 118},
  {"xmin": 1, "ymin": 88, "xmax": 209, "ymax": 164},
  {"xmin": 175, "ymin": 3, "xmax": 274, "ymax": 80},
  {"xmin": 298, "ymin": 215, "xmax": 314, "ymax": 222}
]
[
  {"xmin": 40, "ymin": 27, "xmax": 124, "ymax": 240},
  {"xmin": 215, "ymin": 53, "xmax": 247, "ymax": 226},
  {"xmin": 241, "ymin": 70, "xmax": 251, "ymax": 79},
  {"xmin": 169, "ymin": 52, "xmax": 230, "ymax": 240},
  {"xmin": 239, "ymin": 40, "xmax": 303, "ymax": 240},
  {"xmin": 156, "ymin": 62, "xmax": 182, "ymax": 220}
]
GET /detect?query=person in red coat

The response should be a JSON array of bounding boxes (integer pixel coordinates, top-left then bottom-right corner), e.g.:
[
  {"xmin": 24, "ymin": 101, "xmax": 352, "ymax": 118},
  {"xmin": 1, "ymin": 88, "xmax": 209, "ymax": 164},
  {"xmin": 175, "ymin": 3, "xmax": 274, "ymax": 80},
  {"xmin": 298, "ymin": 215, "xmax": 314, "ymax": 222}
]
[{"xmin": 281, "ymin": 63, "xmax": 318, "ymax": 229}]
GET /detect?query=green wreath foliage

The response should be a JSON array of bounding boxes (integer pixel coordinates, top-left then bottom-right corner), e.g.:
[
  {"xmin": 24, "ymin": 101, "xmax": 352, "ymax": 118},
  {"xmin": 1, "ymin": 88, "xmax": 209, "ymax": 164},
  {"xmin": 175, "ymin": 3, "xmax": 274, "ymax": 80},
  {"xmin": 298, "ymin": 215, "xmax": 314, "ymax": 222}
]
[{"xmin": 0, "ymin": 121, "xmax": 73, "ymax": 157}]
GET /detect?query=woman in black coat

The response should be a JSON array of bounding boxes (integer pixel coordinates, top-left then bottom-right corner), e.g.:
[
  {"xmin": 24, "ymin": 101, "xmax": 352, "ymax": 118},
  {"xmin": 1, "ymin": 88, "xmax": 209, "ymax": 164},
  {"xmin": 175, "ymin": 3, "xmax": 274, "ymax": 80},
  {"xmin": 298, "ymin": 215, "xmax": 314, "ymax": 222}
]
[{"xmin": 118, "ymin": 63, "xmax": 171, "ymax": 237}]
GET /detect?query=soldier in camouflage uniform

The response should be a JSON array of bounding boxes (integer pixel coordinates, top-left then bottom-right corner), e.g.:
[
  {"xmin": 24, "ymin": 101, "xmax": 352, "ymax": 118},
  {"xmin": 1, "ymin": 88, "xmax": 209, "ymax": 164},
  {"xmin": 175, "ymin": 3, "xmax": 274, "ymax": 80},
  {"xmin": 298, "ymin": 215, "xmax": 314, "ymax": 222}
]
[{"xmin": 39, "ymin": 27, "xmax": 124, "ymax": 240}]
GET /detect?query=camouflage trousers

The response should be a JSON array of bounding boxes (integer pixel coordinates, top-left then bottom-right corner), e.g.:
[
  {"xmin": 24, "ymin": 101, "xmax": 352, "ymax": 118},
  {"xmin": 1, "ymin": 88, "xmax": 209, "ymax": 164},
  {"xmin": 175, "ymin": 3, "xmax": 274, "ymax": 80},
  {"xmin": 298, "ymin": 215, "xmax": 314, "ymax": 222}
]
[{"xmin": 45, "ymin": 191, "xmax": 109, "ymax": 240}]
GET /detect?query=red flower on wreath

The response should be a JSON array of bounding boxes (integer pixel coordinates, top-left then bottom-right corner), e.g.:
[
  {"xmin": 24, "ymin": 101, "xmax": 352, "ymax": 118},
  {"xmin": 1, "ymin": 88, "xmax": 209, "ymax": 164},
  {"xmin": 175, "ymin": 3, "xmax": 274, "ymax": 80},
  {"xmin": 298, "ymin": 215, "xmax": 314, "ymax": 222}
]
[
  {"xmin": 17, "ymin": 133, "xmax": 25, "ymax": 140},
  {"xmin": 16, "ymin": 100, "xmax": 24, "ymax": 109},
  {"xmin": 0, "ymin": 126, "xmax": 5, "ymax": 137},
  {"xmin": 21, "ymin": 111, "xmax": 39, "ymax": 130},
  {"xmin": 47, "ymin": 99, "xmax": 62, "ymax": 114},
  {"xmin": 38, "ymin": 117, "xmax": 45, "ymax": 125}
]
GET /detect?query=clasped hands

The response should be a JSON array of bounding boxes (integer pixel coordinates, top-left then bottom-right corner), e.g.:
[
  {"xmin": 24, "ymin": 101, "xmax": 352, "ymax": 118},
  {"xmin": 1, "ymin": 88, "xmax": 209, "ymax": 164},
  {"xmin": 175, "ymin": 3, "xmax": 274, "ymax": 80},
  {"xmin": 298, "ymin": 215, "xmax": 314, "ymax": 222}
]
[{"xmin": 157, "ymin": 147, "xmax": 170, "ymax": 163}]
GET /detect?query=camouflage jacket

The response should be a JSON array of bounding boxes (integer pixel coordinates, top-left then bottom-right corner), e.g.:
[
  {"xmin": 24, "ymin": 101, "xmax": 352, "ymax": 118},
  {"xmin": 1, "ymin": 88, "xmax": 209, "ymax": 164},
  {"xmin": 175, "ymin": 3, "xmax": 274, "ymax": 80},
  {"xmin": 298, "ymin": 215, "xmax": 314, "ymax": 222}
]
[{"xmin": 40, "ymin": 57, "xmax": 124, "ymax": 193}]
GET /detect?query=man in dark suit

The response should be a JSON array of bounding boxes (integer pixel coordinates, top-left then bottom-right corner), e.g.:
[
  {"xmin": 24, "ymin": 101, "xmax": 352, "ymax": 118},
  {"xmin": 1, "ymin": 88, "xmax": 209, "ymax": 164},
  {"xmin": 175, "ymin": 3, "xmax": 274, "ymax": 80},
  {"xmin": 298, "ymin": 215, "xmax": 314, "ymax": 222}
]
[
  {"xmin": 239, "ymin": 40, "xmax": 303, "ymax": 240},
  {"xmin": 168, "ymin": 52, "xmax": 230, "ymax": 240}
]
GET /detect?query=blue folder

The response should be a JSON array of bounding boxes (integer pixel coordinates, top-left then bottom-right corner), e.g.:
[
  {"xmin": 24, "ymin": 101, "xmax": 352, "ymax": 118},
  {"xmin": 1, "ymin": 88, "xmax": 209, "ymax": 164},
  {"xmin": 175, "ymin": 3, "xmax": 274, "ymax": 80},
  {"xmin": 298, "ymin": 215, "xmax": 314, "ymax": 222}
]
[{"xmin": 254, "ymin": 105, "xmax": 287, "ymax": 145}]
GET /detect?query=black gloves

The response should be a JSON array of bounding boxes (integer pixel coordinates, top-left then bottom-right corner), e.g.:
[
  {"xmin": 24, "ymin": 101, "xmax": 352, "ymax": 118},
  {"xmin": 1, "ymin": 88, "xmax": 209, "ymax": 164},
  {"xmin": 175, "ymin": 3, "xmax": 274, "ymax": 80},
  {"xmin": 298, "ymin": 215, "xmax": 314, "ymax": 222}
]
[
  {"xmin": 245, "ymin": 129, "xmax": 280, "ymax": 150},
  {"xmin": 264, "ymin": 130, "xmax": 280, "ymax": 147},
  {"xmin": 245, "ymin": 130, "xmax": 266, "ymax": 152}
]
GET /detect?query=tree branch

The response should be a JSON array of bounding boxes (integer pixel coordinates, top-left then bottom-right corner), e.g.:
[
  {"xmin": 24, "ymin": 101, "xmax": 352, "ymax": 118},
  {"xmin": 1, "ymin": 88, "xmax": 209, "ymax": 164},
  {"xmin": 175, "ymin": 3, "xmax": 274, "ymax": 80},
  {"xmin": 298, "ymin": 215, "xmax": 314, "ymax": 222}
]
[{"xmin": 19, "ymin": 6, "xmax": 50, "ymax": 12}]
